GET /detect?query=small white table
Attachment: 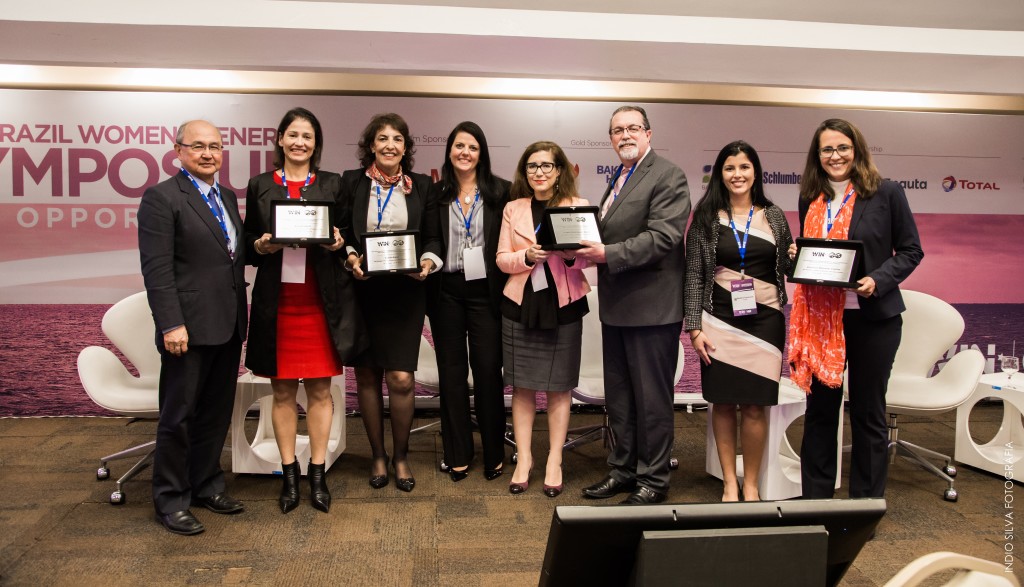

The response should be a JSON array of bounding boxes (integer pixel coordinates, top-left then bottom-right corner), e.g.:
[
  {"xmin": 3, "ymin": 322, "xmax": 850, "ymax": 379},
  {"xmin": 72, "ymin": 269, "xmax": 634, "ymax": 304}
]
[
  {"xmin": 231, "ymin": 371, "xmax": 347, "ymax": 476},
  {"xmin": 954, "ymin": 372, "xmax": 1023, "ymax": 481}
]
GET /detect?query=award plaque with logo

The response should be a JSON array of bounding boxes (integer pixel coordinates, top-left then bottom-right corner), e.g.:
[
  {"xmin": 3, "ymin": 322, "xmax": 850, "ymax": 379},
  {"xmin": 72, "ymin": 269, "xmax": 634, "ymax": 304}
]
[
  {"xmin": 539, "ymin": 206, "xmax": 603, "ymax": 250},
  {"xmin": 269, "ymin": 199, "xmax": 334, "ymax": 245},
  {"xmin": 362, "ymin": 230, "xmax": 420, "ymax": 275},
  {"xmin": 789, "ymin": 238, "xmax": 865, "ymax": 288}
]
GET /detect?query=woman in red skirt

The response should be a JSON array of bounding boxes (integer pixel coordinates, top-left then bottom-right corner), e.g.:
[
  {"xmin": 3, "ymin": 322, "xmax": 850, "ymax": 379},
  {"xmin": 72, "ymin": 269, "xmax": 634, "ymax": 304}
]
[{"xmin": 244, "ymin": 107, "xmax": 366, "ymax": 514}]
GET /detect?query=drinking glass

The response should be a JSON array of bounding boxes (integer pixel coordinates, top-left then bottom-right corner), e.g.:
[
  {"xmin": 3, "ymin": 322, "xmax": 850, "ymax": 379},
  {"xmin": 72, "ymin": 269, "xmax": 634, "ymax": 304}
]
[{"xmin": 999, "ymin": 354, "xmax": 1020, "ymax": 381}]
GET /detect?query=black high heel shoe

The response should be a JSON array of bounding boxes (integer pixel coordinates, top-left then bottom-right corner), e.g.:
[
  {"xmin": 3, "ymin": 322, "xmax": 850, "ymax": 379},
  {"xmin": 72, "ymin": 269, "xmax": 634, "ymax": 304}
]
[
  {"xmin": 448, "ymin": 467, "xmax": 469, "ymax": 482},
  {"xmin": 308, "ymin": 460, "xmax": 331, "ymax": 513},
  {"xmin": 369, "ymin": 455, "xmax": 390, "ymax": 489},
  {"xmin": 393, "ymin": 460, "xmax": 416, "ymax": 493},
  {"xmin": 279, "ymin": 459, "xmax": 300, "ymax": 513},
  {"xmin": 484, "ymin": 463, "xmax": 504, "ymax": 481}
]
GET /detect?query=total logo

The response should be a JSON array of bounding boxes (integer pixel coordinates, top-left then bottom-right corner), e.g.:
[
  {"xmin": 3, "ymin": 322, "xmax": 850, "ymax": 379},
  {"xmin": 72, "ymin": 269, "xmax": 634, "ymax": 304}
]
[{"xmin": 941, "ymin": 176, "xmax": 1001, "ymax": 192}]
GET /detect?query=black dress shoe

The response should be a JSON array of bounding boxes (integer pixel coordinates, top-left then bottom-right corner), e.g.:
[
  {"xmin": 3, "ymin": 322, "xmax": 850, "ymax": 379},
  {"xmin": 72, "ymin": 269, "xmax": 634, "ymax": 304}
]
[
  {"xmin": 308, "ymin": 460, "xmax": 331, "ymax": 513},
  {"xmin": 393, "ymin": 461, "xmax": 415, "ymax": 493},
  {"xmin": 279, "ymin": 459, "xmax": 300, "ymax": 514},
  {"xmin": 620, "ymin": 486, "xmax": 667, "ymax": 505},
  {"xmin": 448, "ymin": 467, "xmax": 469, "ymax": 482},
  {"xmin": 369, "ymin": 456, "xmax": 390, "ymax": 489},
  {"xmin": 582, "ymin": 475, "xmax": 636, "ymax": 499},
  {"xmin": 156, "ymin": 510, "xmax": 204, "ymax": 535},
  {"xmin": 193, "ymin": 492, "xmax": 244, "ymax": 514},
  {"xmin": 484, "ymin": 464, "xmax": 504, "ymax": 481}
]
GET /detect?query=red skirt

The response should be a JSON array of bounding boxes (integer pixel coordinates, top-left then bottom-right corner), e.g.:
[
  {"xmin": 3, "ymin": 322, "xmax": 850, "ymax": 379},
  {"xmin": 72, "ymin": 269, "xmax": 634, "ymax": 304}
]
[{"xmin": 275, "ymin": 257, "xmax": 343, "ymax": 379}]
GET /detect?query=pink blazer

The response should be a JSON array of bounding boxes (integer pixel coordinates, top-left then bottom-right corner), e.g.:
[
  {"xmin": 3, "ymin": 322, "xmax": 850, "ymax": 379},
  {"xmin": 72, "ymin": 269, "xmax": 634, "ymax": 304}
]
[{"xmin": 496, "ymin": 196, "xmax": 592, "ymax": 307}]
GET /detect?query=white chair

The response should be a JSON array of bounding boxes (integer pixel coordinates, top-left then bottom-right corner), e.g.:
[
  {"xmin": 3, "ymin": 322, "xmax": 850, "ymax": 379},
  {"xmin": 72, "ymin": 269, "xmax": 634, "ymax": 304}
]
[
  {"xmin": 231, "ymin": 371, "xmax": 347, "ymax": 476},
  {"xmin": 565, "ymin": 288, "xmax": 686, "ymax": 466},
  {"xmin": 77, "ymin": 291, "xmax": 161, "ymax": 505},
  {"xmin": 883, "ymin": 552, "xmax": 1020, "ymax": 587},
  {"xmin": 885, "ymin": 290, "xmax": 985, "ymax": 502}
]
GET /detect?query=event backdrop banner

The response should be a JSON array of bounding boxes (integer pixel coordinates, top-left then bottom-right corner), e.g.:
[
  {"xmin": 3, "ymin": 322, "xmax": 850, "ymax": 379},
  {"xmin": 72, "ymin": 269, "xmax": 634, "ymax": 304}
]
[{"xmin": 1, "ymin": 89, "xmax": 1021, "ymax": 415}]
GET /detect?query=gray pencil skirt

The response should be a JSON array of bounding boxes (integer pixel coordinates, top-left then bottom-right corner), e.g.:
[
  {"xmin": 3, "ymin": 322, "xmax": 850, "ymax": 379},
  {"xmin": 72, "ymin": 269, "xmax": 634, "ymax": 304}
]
[{"xmin": 501, "ymin": 316, "xmax": 583, "ymax": 392}]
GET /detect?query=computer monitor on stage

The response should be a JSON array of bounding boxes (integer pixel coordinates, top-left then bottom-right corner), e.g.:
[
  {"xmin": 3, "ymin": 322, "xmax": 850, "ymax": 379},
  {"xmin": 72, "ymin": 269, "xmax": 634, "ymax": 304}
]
[{"xmin": 539, "ymin": 498, "xmax": 885, "ymax": 587}]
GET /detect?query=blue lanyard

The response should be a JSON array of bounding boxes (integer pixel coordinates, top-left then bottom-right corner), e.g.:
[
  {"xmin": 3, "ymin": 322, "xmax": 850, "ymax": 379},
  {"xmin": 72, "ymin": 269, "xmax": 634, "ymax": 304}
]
[
  {"xmin": 609, "ymin": 163, "xmax": 636, "ymax": 203},
  {"xmin": 826, "ymin": 183, "xmax": 855, "ymax": 235},
  {"xmin": 727, "ymin": 205, "xmax": 755, "ymax": 277},
  {"xmin": 180, "ymin": 168, "xmax": 230, "ymax": 251},
  {"xmin": 454, "ymin": 189, "xmax": 480, "ymax": 247},
  {"xmin": 375, "ymin": 183, "xmax": 396, "ymax": 231},
  {"xmin": 280, "ymin": 169, "xmax": 312, "ymax": 198}
]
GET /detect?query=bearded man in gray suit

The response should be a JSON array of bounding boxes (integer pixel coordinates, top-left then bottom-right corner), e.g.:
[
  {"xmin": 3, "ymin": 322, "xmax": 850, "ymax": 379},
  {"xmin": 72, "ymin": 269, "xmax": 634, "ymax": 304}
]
[{"xmin": 577, "ymin": 106, "xmax": 690, "ymax": 504}]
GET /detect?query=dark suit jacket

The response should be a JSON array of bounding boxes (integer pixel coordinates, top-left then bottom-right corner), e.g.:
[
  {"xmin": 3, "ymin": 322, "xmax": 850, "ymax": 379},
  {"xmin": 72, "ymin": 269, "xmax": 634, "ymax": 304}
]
[
  {"xmin": 242, "ymin": 171, "xmax": 368, "ymax": 375},
  {"xmin": 596, "ymin": 149, "xmax": 691, "ymax": 327},
  {"xmin": 798, "ymin": 179, "xmax": 923, "ymax": 321},
  {"xmin": 421, "ymin": 178, "xmax": 511, "ymax": 315},
  {"xmin": 138, "ymin": 172, "xmax": 247, "ymax": 346},
  {"xmin": 338, "ymin": 168, "xmax": 432, "ymax": 259}
]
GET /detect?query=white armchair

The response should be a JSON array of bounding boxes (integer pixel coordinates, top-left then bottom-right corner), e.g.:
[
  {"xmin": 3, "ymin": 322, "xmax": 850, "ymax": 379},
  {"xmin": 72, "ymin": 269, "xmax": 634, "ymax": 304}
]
[
  {"xmin": 76, "ymin": 291, "xmax": 161, "ymax": 505},
  {"xmin": 885, "ymin": 290, "xmax": 985, "ymax": 502},
  {"xmin": 883, "ymin": 551, "xmax": 1020, "ymax": 587}
]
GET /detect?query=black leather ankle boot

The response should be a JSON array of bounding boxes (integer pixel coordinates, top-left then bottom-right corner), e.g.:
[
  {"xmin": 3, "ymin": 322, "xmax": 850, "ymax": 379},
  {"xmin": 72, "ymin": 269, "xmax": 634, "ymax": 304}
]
[
  {"xmin": 309, "ymin": 460, "xmax": 331, "ymax": 513},
  {"xmin": 279, "ymin": 459, "xmax": 300, "ymax": 514}
]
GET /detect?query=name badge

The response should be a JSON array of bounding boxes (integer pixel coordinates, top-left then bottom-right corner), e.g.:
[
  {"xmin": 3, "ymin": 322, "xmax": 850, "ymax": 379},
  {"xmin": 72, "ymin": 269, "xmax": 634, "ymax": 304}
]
[
  {"xmin": 731, "ymin": 278, "xmax": 757, "ymax": 316},
  {"xmin": 281, "ymin": 247, "xmax": 306, "ymax": 284},
  {"xmin": 530, "ymin": 261, "xmax": 549, "ymax": 292},
  {"xmin": 462, "ymin": 246, "xmax": 486, "ymax": 281}
]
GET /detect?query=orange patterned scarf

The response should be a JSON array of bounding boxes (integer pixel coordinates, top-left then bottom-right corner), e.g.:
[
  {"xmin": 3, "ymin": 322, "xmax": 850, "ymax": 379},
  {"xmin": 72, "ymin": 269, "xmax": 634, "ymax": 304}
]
[{"xmin": 787, "ymin": 190, "xmax": 857, "ymax": 393}]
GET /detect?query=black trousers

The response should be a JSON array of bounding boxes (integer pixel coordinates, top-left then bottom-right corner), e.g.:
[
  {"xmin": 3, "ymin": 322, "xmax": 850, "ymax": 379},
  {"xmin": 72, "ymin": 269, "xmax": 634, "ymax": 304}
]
[
  {"xmin": 801, "ymin": 310, "xmax": 902, "ymax": 499},
  {"xmin": 431, "ymin": 272, "xmax": 506, "ymax": 470},
  {"xmin": 601, "ymin": 321, "xmax": 682, "ymax": 493},
  {"xmin": 152, "ymin": 332, "xmax": 242, "ymax": 515}
]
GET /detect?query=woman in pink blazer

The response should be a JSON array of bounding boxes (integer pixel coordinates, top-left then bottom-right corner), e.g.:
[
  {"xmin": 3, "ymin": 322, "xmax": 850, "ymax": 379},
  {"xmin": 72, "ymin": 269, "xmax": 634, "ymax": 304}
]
[{"xmin": 496, "ymin": 141, "xmax": 591, "ymax": 498}]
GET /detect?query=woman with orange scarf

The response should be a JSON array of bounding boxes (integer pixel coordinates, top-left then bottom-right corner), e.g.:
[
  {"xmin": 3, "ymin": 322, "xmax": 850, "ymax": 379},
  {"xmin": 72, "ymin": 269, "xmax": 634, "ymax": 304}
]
[{"xmin": 788, "ymin": 119, "xmax": 923, "ymax": 499}]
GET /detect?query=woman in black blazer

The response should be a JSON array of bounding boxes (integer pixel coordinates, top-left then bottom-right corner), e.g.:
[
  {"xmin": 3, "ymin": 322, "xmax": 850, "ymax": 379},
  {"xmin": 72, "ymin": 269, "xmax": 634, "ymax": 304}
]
[
  {"xmin": 788, "ymin": 118, "xmax": 924, "ymax": 499},
  {"xmin": 244, "ymin": 107, "xmax": 366, "ymax": 514},
  {"xmin": 422, "ymin": 121, "xmax": 510, "ymax": 482},
  {"xmin": 340, "ymin": 113, "xmax": 439, "ymax": 492}
]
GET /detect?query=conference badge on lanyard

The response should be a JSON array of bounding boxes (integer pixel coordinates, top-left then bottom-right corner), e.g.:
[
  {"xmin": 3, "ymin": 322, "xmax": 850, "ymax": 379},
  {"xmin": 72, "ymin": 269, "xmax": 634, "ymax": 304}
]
[
  {"xmin": 455, "ymin": 194, "xmax": 486, "ymax": 281},
  {"xmin": 731, "ymin": 279, "xmax": 757, "ymax": 316},
  {"xmin": 728, "ymin": 205, "xmax": 757, "ymax": 316}
]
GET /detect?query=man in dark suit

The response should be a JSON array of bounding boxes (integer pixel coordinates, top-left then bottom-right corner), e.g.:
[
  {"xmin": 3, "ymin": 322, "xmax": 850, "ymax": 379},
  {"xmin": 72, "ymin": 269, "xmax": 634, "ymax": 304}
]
[
  {"xmin": 577, "ymin": 106, "xmax": 691, "ymax": 504},
  {"xmin": 138, "ymin": 120, "xmax": 248, "ymax": 535}
]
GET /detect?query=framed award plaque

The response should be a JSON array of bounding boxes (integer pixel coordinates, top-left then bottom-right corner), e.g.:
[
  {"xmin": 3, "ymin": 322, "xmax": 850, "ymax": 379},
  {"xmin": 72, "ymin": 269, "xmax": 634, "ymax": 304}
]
[
  {"xmin": 539, "ymin": 206, "xmax": 603, "ymax": 250},
  {"xmin": 789, "ymin": 238, "xmax": 865, "ymax": 288},
  {"xmin": 269, "ymin": 199, "xmax": 334, "ymax": 245},
  {"xmin": 362, "ymin": 230, "xmax": 420, "ymax": 275}
]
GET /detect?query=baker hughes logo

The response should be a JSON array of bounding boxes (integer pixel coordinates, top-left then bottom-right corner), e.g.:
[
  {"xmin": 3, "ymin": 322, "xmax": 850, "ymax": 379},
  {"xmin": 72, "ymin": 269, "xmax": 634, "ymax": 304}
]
[{"xmin": 941, "ymin": 176, "xmax": 1001, "ymax": 192}]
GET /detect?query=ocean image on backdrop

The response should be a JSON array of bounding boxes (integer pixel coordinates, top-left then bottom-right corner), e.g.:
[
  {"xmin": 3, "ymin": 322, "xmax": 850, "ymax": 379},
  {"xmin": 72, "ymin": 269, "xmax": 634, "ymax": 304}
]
[{"xmin": 0, "ymin": 303, "xmax": 1020, "ymax": 417}]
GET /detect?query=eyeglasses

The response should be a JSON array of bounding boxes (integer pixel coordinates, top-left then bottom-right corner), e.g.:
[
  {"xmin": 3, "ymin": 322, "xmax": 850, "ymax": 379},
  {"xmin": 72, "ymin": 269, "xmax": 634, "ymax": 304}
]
[
  {"xmin": 818, "ymin": 145, "xmax": 853, "ymax": 158},
  {"xmin": 178, "ymin": 142, "xmax": 224, "ymax": 154},
  {"xmin": 609, "ymin": 124, "xmax": 647, "ymax": 138},
  {"xmin": 525, "ymin": 162, "xmax": 556, "ymax": 175}
]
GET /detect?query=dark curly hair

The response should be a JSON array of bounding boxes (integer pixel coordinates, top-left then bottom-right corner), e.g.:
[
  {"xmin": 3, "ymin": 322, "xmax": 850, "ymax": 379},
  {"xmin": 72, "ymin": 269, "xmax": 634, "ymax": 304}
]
[{"xmin": 356, "ymin": 112, "xmax": 416, "ymax": 171}]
